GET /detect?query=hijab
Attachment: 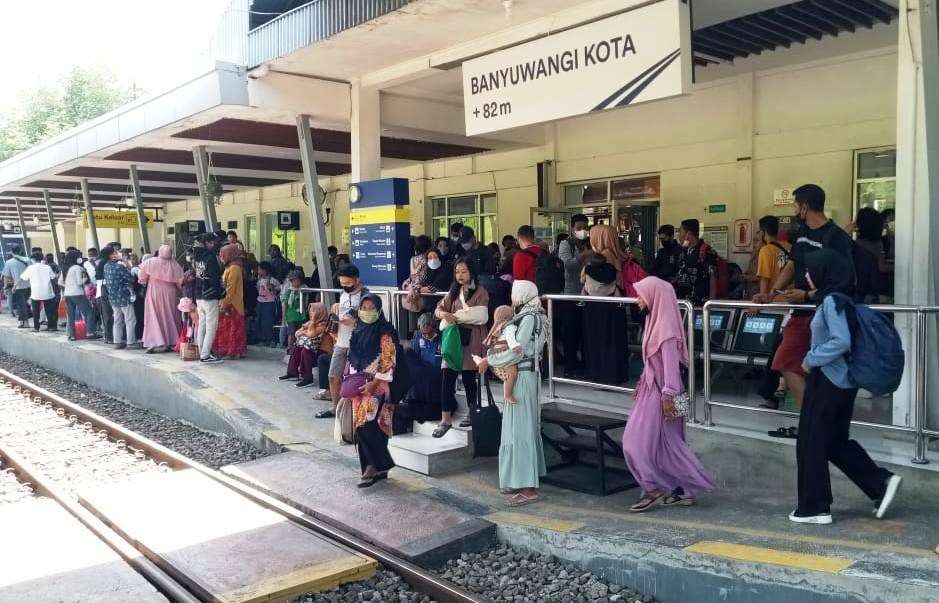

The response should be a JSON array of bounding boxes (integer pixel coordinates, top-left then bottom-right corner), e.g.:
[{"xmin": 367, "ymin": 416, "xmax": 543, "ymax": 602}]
[
  {"xmin": 348, "ymin": 293, "xmax": 399, "ymax": 371},
  {"xmin": 589, "ymin": 224, "xmax": 626, "ymax": 267},
  {"xmin": 634, "ymin": 276, "xmax": 688, "ymax": 365},
  {"xmin": 805, "ymin": 248, "xmax": 855, "ymax": 311},
  {"xmin": 139, "ymin": 244, "xmax": 184, "ymax": 285},
  {"xmin": 219, "ymin": 243, "xmax": 245, "ymax": 268},
  {"xmin": 511, "ymin": 280, "xmax": 542, "ymax": 315},
  {"xmin": 306, "ymin": 302, "xmax": 328, "ymax": 325}
]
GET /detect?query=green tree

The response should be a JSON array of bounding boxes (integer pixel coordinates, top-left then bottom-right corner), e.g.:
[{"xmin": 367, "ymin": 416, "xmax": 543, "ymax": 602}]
[{"xmin": 0, "ymin": 66, "xmax": 131, "ymax": 161}]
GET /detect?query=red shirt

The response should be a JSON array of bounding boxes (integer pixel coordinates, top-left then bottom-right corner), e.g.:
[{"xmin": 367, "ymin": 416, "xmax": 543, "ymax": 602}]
[{"xmin": 513, "ymin": 245, "xmax": 544, "ymax": 282}]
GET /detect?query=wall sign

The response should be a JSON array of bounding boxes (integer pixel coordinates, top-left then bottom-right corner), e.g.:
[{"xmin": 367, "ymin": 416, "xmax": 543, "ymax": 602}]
[
  {"xmin": 733, "ymin": 218, "xmax": 752, "ymax": 249},
  {"xmin": 703, "ymin": 225, "xmax": 729, "ymax": 258},
  {"xmin": 349, "ymin": 178, "xmax": 411, "ymax": 288},
  {"xmin": 707, "ymin": 204, "xmax": 726, "ymax": 214},
  {"xmin": 461, "ymin": 0, "xmax": 691, "ymax": 136},
  {"xmin": 774, "ymin": 186, "xmax": 796, "ymax": 206},
  {"xmin": 83, "ymin": 210, "xmax": 155, "ymax": 229}
]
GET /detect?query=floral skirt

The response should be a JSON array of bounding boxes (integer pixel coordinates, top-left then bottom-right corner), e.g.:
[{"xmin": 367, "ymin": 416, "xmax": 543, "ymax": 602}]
[{"xmin": 213, "ymin": 310, "xmax": 247, "ymax": 357}]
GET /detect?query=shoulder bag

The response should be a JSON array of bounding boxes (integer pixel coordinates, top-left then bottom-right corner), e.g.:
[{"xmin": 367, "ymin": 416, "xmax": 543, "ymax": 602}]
[{"xmin": 470, "ymin": 374, "xmax": 502, "ymax": 458}]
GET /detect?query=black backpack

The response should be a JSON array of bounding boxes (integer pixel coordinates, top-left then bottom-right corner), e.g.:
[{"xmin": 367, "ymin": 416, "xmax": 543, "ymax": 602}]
[
  {"xmin": 522, "ymin": 248, "xmax": 565, "ymax": 295},
  {"xmin": 822, "ymin": 226, "xmax": 881, "ymax": 300}
]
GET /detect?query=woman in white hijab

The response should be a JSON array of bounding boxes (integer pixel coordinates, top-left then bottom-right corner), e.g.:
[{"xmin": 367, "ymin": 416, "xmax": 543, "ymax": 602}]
[{"xmin": 477, "ymin": 280, "xmax": 547, "ymax": 506}]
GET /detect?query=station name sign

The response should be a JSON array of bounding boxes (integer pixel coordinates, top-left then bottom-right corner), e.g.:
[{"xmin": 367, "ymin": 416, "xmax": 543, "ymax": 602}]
[{"xmin": 462, "ymin": 0, "xmax": 691, "ymax": 136}]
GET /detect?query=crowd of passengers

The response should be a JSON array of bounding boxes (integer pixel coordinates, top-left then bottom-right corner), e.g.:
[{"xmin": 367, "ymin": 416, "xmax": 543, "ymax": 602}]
[{"xmin": 0, "ymin": 183, "xmax": 903, "ymax": 523}]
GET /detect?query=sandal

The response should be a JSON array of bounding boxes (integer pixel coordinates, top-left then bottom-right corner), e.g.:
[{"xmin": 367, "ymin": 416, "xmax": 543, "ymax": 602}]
[
  {"xmin": 458, "ymin": 417, "xmax": 472, "ymax": 428},
  {"xmin": 432, "ymin": 423, "xmax": 452, "ymax": 438},
  {"xmin": 662, "ymin": 493, "xmax": 695, "ymax": 507},
  {"xmin": 629, "ymin": 492, "xmax": 664, "ymax": 513},
  {"xmin": 506, "ymin": 492, "xmax": 539, "ymax": 507},
  {"xmin": 315, "ymin": 409, "xmax": 335, "ymax": 419},
  {"xmin": 768, "ymin": 427, "xmax": 798, "ymax": 439}
]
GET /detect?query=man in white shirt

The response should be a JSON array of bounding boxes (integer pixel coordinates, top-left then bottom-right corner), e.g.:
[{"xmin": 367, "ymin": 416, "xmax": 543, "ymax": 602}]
[
  {"xmin": 84, "ymin": 248, "xmax": 98, "ymax": 282},
  {"xmin": 19, "ymin": 252, "xmax": 58, "ymax": 332},
  {"xmin": 315, "ymin": 264, "xmax": 369, "ymax": 419}
]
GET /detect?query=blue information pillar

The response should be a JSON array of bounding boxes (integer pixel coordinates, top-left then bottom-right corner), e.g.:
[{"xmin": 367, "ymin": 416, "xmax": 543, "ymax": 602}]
[{"xmin": 349, "ymin": 178, "xmax": 411, "ymax": 287}]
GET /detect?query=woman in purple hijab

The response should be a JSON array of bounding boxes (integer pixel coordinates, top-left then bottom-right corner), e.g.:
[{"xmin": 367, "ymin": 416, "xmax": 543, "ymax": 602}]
[{"xmin": 623, "ymin": 276, "xmax": 715, "ymax": 512}]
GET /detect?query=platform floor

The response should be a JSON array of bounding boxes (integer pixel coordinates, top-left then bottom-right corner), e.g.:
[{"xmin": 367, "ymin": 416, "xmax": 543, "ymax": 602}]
[
  {"xmin": 0, "ymin": 497, "xmax": 167, "ymax": 602},
  {"xmin": 1, "ymin": 315, "xmax": 938, "ymax": 601}
]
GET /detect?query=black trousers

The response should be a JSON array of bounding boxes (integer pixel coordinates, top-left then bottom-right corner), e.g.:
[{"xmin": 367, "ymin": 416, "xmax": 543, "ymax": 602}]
[
  {"xmin": 357, "ymin": 421, "xmax": 395, "ymax": 474},
  {"xmin": 31, "ymin": 299, "xmax": 58, "ymax": 331},
  {"xmin": 97, "ymin": 290, "xmax": 114, "ymax": 342},
  {"xmin": 12, "ymin": 289, "xmax": 30, "ymax": 322},
  {"xmin": 796, "ymin": 370, "xmax": 891, "ymax": 515},
  {"xmin": 558, "ymin": 300, "xmax": 584, "ymax": 372},
  {"xmin": 441, "ymin": 368, "xmax": 478, "ymax": 414}
]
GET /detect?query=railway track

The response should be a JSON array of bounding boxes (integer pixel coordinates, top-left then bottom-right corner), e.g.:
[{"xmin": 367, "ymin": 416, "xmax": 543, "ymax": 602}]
[{"xmin": 0, "ymin": 367, "xmax": 484, "ymax": 603}]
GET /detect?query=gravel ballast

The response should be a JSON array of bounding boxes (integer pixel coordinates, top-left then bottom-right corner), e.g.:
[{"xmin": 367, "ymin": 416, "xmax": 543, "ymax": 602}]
[{"xmin": 0, "ymin": 352, "xmax": 268, "ymax": 468}]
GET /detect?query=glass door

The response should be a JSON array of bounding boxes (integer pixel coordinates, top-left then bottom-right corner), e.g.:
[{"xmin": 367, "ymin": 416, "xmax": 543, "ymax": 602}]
[
  {"xmin": 530, "ymin": 209, "xmax": 570, "ymax": 251},
  {"xmin": 262, "ymin": 212, "xmax": 297, "ymax": 263},
  {"xmin": 614, "ymin": 203, "xmax": 658, "ymax": 269},
  {"xmin": 245, "ymin": 214, "xmax": 258, "ymax": 254}
]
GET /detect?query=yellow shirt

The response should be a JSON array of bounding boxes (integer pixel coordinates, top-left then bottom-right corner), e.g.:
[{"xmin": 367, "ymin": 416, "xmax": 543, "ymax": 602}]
[{"xmin": 756, "ymin": 240, "xmax": 792, "ymax": 300}]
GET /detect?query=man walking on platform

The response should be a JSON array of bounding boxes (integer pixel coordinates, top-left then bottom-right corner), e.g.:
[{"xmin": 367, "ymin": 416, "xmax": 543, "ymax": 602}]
[{"xmin": 191, "ymin": 233, "xmax": 225, "ymax": 363}]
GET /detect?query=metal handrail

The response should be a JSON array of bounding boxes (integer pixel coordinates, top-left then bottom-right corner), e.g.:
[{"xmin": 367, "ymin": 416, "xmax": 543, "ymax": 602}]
[
  {"xmin": 387, "ymin": 289, "xmax": 446, "ymax": 334},
  {"xmin": 541, "ymin": 294, "xmax": 696, "ymax": 422},
  {"xmin": 298, "ymin": 286, "xmax": 392, "ymax": 317},
  {"xmin": 701, "ymin": 299, "xmax": 931, "ymax": 464}
]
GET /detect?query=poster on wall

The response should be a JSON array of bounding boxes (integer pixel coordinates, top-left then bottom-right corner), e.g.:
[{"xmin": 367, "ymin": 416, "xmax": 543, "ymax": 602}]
[
  {"xmin": 461, "ymin": 0, "xmax": 692, "ymax": 135},
  {"xmin": 703, "ymin": 225, "xmax": 729, "ymax": 258},
  {"xmin": 774, "ymin": 186, "xmax": 796, "ymax": 206},
  {"xmin": 733, "ymin": 219, "xmax": 752, "ymax": 250}
]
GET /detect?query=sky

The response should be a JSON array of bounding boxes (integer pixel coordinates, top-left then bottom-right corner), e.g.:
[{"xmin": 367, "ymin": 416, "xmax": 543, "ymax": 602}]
[{"xmin": 0, "ymin": 0, "xmax": 235, "ymax": 114}]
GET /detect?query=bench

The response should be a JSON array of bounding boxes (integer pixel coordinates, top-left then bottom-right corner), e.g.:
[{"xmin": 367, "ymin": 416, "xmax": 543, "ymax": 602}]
[{"xmin": 540, "ymin": 407, "xmax": 637, "ymax": 496}]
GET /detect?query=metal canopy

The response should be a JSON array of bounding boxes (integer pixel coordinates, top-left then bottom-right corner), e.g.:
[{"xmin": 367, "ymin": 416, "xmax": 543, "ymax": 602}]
[{"xmin": 693, "ymin": 0, "xmax": 898, "ymax": 66}]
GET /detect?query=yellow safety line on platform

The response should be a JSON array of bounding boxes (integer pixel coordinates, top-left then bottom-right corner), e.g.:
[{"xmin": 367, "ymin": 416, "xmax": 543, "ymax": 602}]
[
  {"xmin": 349, "ymin": 207, "xmax": 411, "ymax": 225},
  {"xmin": 444, "ymin": 475, "xmax": 935, "ymax": 558},
  {"xmin": 486, "ymin": 511, "xmax": 585, "ymax": 533},
  {"xmin": 686, "ymin": 541, "xmax": 854, "ymax": 574},
  {"xmin": 219, "ymin": 554, "xmax": 376, "ymax": 602}
]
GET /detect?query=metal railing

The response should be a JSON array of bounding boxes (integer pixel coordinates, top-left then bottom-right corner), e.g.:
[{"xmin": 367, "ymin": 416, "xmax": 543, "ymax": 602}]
[
  {"xmin": 701, "ymin": 300, "xmax": 931, "ymax": 464},
  {"xmin": 542, "ymin": 294, "xmax": 697, "ymax": 422},
  {"xmin": 247, "ymin": 0, "xmax": 416, "ymax": 67},
  {"xmin": 387, "ymin": 290, "xmax": 446, "ymax": 335},
  {"xmin": 299, "ymin": 286, "xmax": 393, "ymax": 318}
]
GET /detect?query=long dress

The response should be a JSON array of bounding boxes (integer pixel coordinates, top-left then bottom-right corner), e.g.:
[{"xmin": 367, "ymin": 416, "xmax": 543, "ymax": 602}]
[
  {"xmin": 622, "ymin": 341, "xmax": 715, "ymax": 496},
  {"xmin": 490, "ymin": 312, "xmax": 548, "ymax": 490},
  {"xmin": 214, "ymin": 265, "xmax": 247, "ymax": 357},
  {"xmin": 351, "ymin": 333, "xmax": 397, "ymax": 473},
  {"xmin": 137, "ymin": 256, "xmax": 183, "ymax": 349}
]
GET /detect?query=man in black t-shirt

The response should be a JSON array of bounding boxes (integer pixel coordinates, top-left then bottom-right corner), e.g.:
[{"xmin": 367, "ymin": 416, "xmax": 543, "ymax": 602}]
[
  {"xmin": 675, "ymin": 219, "xmax": 718, "ymax": 307},
  {"xmin": 652, "ymin": 224, "xmax": 683, "ymax": 282},
  {"xmin": 753, "ymin": 184, "xmax": 854, "ymax": 407}
]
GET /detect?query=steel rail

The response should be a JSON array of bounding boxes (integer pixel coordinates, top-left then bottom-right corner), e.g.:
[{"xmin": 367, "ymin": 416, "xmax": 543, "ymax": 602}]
[
  {"xmin": 0, "ymin": 382, "xmax": 199, "ymax": 603},
  {"xmin": 0, "ymin": 368, "xmax": 484, "ymax": 603}
]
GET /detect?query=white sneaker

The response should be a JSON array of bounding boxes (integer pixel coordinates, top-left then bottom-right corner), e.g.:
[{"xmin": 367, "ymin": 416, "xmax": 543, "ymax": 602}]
[
  {"xmin": 875, "ymin": 475, "xmax": 902, "ymax": 519},
  {"xmin": 857, "ymin": 388, "xmax": 875, "ymax": 399},
  {"xmin": 314, "ymin": 389, "xmax": 331, "ymax": 401},
  {"xmin": 789, "ymin": 510, "xmax": 832, "ymax": 524}
]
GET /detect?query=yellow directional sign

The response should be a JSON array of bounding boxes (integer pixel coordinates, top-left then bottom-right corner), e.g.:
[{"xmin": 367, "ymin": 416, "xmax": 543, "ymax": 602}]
[{"xmin": 83, "ymin": 210, "xmax": 155, "ymax": 229}]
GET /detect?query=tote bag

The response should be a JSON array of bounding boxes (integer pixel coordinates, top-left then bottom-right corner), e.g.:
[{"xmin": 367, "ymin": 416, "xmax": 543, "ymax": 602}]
[
  {"xmin": 440, "ymin": 324, "xmax": 464, "ymax": 369},
  {"xmin": 470, "ymin": 375, "xmax": 502, "ymax": 458}
]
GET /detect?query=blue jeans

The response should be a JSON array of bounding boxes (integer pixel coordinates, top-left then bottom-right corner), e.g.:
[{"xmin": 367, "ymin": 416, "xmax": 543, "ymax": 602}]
[
  {"xmin": 65, "ymin": 294, "xmax": 98, "ymax": 337},
  {"xmin": 255, "ymin": 301, "xmax": 277, "ymax": 344}
]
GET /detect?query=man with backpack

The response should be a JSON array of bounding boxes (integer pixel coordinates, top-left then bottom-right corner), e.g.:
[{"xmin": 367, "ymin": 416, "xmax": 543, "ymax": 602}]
[
  {"xmin": 1, "ymin": 244, "xmax": 32, "ymax": 328},
  {"xmin": 754, "ymin": 184, "xmax": 855, "ymax": 409},
  {"xmin": 755, "ymin": 216, "xmax": 792, "ymax": 300},
  {"xmin": 674, "ymin": 219, "xmax": 719, "ymax": 307}
]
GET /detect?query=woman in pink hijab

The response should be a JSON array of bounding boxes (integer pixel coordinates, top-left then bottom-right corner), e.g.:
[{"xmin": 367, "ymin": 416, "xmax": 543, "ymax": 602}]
[
  {"xmin": 137, "ymin": 245, "xmax": 184, "ymax": 353},
  {"xmin": 623, "ymin": 276, "xmax": 715, "ymax": 512}
]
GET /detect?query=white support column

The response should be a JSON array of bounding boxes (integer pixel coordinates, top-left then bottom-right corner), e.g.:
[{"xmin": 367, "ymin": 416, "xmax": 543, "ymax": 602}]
[
  {"xmin": 129, "ymin": 165, "xmax": 152, "ymax": 255},
  {"xmin": 42, "ymin": 189, "xmax": 62, "ymax": 261},
  {"xmin": 350, "ymin": 80, "xmax": 381, "ymax": 183},
  {"xmin": 297, "ymin": 114, "xmax": 334, "ymax": 302},
  {"xmin": 80, "ymin": 179, "xmax": 100, "ymax": 251},
  {"xmin": 895, "ymin": 0, "xmax": 939, "ymax": 431},
  {"xmin": 13, "ymin": 197, "xmax": 28, "ymax": 249}
]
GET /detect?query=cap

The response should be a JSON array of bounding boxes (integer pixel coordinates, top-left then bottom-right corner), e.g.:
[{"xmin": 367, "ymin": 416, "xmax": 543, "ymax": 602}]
[{"xmin": 458, "ymin": 226, "xmax": 475, "ymax": 244}]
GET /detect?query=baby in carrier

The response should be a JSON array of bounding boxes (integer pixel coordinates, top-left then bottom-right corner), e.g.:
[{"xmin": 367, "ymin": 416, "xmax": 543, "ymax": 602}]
[{"xmin": 481, "ymin": 305, "xmax": 522, "ymax": 404}]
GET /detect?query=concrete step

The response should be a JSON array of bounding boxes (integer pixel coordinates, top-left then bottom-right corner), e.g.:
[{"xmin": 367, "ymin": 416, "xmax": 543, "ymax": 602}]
[{"xmin": 388, "ymin": 432, "xmax": 472, "ymax": 476}]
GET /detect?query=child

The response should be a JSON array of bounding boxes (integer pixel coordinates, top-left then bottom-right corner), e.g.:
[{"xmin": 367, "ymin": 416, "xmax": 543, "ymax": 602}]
[
  {"xmin": 481, "ymin": 305, "xmax": 522, "ymax": 404},
  {"xmin": 255, "ymin": 261, "xmax": 281, "ymax": 346},
  {"xmin": 280, "ymin": 269, "xmax": 306, "ymax": 350}
]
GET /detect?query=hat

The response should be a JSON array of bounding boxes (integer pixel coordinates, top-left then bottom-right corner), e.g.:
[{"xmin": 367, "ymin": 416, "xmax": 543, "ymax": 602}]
[
  {"xmin": 286, "ymin": 269, "xmax": 304, "ymax": 281},
  {"xmin": 458, "ymin": 226, "xmax": 475, "ymax": 244}
]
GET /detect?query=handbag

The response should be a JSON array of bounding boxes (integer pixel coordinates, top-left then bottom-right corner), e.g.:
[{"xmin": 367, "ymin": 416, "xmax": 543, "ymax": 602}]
[
  {"xmin": 440, "ymin": 324, "xmax": 464, "ymax": 369},
  {"xmin": 470, "ymin": 375, "xmax": 503, "ymax": 458},
  {"xmin": 664, "ymin": 391, "xmax": 692, "ymax": 421},
  {"xmin": 179, "ymin": 342, "xmax": 200, "ymax": 361},
  {"xmin": 340, "ymin": 371, "xmax": 369, "ymax": 399},
  {"xmin": 333, "ymin": 397, "xmax": 355, "ymax": 445}
]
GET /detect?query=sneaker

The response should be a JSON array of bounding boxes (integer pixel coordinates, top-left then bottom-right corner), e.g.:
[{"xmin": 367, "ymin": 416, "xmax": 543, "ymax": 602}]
[
  {"xmin": 788, "ymin": 510, "xmax": 832, "ymax": 524},
  {"xmin": 114, "ymin": 343, "xmax": 127, "ymax": 350},
  {"xmin": 314, "ymin": 389, "xmax": 331, "ymax": 400},
  {"xmin": 86, "ymin": 333, "xmax": 102, "ymax": 340},
  {"xmin": 875, "ymin": 474, "xmax": 902, "ymax": 519},
  {"xmin": 278, "ymin": 374, "xmax": 299, "ymax": 381},
  {"xmin": 127, "ymin": 342, "xmax": 143, "ymax": 350},
  {"xmin": 295, "ymin": 379, "xmax": 315, "ymax": 389},
  {"xmin": 200, "ymin": 354, "xmax": 224, "ymax": 364},
  {"xmin": 17, "ymin": 322, "xmax": 28, "ymax": 329}
]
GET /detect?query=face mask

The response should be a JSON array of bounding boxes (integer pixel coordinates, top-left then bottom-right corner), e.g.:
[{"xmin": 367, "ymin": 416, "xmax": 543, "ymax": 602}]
[
  {"xmin": 437, "ymin": 245, "xmax": 448, "ymax": 255},
  {"xmin": 342, "ymin": 285, "xmax": 356, "ymax": 293},
  {"xmin": 428, "ymin": 259, "xmax": 441, "ymax": 270},
  {"xmin": 573, "ymin": 229, "xmax": 588, "ymax": 240},
  {"xmin": 461, "ymin": 242, "xmax": 472, "ymax": 251},
  {"xmin": 358, "ymin": 309, "xmax": 379, "ymax": 324},
  {"xmin": 451, "ymin": 236, "xmax": 461, "ymax": 243}
]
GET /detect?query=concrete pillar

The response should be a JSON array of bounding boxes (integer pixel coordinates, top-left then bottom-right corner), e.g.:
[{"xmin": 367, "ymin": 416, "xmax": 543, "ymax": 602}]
[
  {"xmin": 350, "ymin": 80, "xmax": 381, "ymax": 183},
  {"xmin": 894, "ymin": 0, "xmax": 939, "ymax": 430}
]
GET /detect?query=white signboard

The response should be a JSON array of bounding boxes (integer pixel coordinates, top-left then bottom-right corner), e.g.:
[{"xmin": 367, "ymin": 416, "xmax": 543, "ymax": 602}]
[
  {"xmin": 462, "ymin": 0, "xmax": 691, "ymax": 136},
  {"xmin": 703, "ymin": 225, "xmax": 729, "ymax": 259},
  {"xmin": 774, "ymin": 186, "xmax": 796, "ymax": 206}
]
